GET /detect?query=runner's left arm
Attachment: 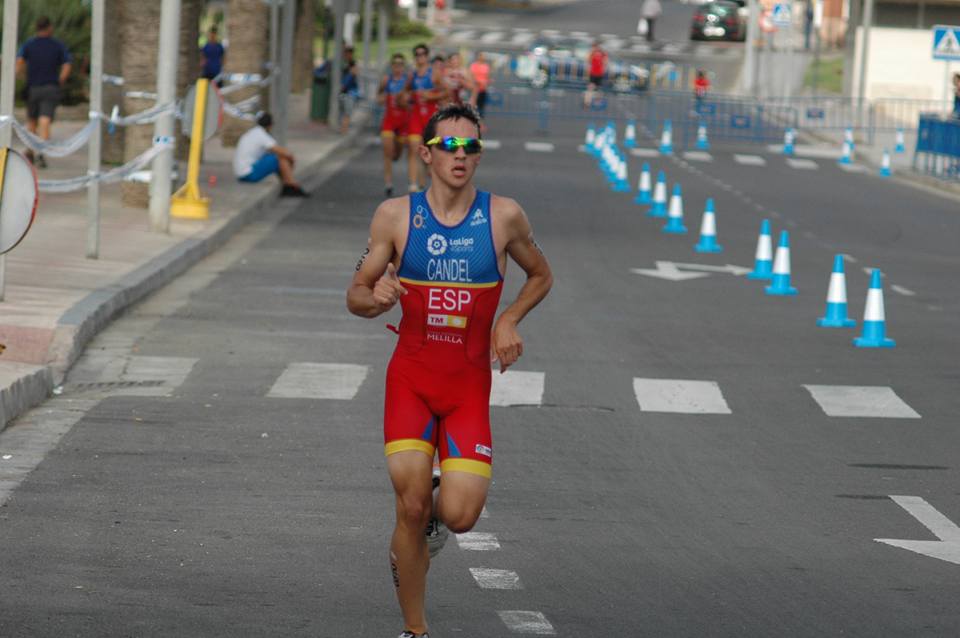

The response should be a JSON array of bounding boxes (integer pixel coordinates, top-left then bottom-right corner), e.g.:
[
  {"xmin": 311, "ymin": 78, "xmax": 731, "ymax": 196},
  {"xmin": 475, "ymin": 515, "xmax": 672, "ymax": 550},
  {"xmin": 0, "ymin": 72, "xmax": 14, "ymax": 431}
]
[{"xmin": 491, "ymin": 199, "xmax": 553, "ymax": 372}]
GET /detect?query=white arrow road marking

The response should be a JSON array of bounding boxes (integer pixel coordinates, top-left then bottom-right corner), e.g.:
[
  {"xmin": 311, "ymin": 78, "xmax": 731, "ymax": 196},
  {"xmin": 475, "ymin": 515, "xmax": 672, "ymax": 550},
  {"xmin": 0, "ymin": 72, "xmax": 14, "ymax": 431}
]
[
  {"xmin": 876, "ymin": 495, "xmax": 960, "ymax": 566},
  {"xmin": 631, "ymin": 261, "xmax": 751, "ymax": 281}
]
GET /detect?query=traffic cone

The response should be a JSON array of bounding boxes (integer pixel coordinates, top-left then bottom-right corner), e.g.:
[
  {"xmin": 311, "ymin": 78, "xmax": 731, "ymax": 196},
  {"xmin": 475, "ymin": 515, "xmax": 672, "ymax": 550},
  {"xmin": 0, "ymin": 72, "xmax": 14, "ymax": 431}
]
[
  {"xmin": 765, "ymin": 231, "xmax": 798, "ymax": 296},
  {"xmin": 607, "ymin": 120, "xmax": 617, "ymax": 144},
  {"xmin": 662, "ymin": 184, "xmax": 687, "ymax": 234},
  {"xmin": 838, "ymin": 140, "xmax": 853, "ymax": 165},
  {"xmin": 816, "ymin": 255, "xmax": 856, "ymax": 328},
  {"xmin": 634, "ymin": 162, "xmax": 652, "ymax": 204},
  {"xmin": 879, "ymin": 148, "xmax": 891, "ymax": 177},
  {"xmin": 585, "ymin": 124, "xmax": 595, "ymax": 150},
  {"xmin": 659, "ymin": 119, "xmax": 673, "ymax": 155},
  {"xmin": 895, "ymin": 128, "xmax": 905, "ymax": 153},
  {"xmin": 854, "ymin": 269, "xmax": 895, "ymax": 347},
  {"xmin": 844, "ymin": 127, "xmax": 855, "ymax": 150},
  {"xmin": 747, "ymin": 219, "xmax": 774, "ymax": 280},
  {"xmin": 783, "ymin": 128, "xmax": 795, "ymax": 156},
  {"xmin": 694, "ymin": 198, "xmax": 722, "ymax": 253},
  {"xmin": 647, "ymin": 170, "xmax": 668, "ymax": 218},
  {"xmin": 613, "ymin": 157, "xmax": 630, "ymax": 192},
  {"xmin": 624, "ymin": 120, "xmax": 637, "ymax": 148},
  {"xmin": 695, "ymin": 122, "xmax": 710, "ymax": 150}
]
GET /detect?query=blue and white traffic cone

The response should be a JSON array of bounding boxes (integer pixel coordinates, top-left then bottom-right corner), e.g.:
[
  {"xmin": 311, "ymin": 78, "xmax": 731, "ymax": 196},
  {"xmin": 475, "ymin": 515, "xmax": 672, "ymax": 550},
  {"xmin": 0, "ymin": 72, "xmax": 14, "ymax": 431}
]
[
  {"xmin": 585, "ymin": 123, "xmax": 595, "ymax": 151},
  {"xmin": 613, "ymin": 157, "xmax": 631, "ymax": 192},
  {"xmin": 695, "ymin": 122, "xmax": 710, "ymax": 150},
  {"xmin": 747, "ymin": 219, "xmax": 774, "ymax": 280},
  {"xmin": 844, "ymin": 127, "xmax": 855, "ymax": 151},
  {"xmin": 634, "ymin": 162, "xmax": 652, "ymax": 204},
  {"xmin": 783, "ymin": 128, "xmax": 795, "ymax": 156},
  {"xmin": 854, "ymin": 269, "xmax": 895, "ymax": 348},
  {"xmin": 659, "ymin": 119, "xmax": 673, "ymax": 155},
  {"xmin": 895, "ymin": 128, "xmax": 906, "ymax": 153},
  {"xmin": 624, "ymin": 119, "xmax": 637, "ymax": 148},
  {"xmin": 607, "ymin": 120, "xmax": 617, "ymax": 144},
  {"xmin": 838, "ymin": 140, "xmax": 853, "ymax": 165},
  {"xmin": 765, "ymin": 231, "xmax": 798, "ymax": 295},
  {"xmin": 647, "ymin": 170, "xmax": 668, "ymax": 218},
  {"xmin": 816, "ymin": 255, "xmax": 856, "ymax": 328},
  {"xmin": 694, "ymin": 198, "xmax": 722, "ymax": 253},
  {"xmin": 662, "ymin": 184, "xmax": 687, "ymax": 234},
  {"xmin": 879, "ymin": 148, "xmax": 891, "ymax": 177}
]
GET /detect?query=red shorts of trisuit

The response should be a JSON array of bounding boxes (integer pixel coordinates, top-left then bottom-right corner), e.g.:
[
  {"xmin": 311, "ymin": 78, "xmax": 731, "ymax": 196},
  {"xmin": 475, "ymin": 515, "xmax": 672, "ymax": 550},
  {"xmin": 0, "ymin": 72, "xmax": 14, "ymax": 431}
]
[
  {"xmin": 406, "ymin": 101, "xmax": 438, "ymax": 140},
  {"xmin": 381, "ymin": 108, "xmax": 408, "ymax": 139},
  {"xmin": 383, "ymin": 190, "xmax": 503, "ymax": 479}
]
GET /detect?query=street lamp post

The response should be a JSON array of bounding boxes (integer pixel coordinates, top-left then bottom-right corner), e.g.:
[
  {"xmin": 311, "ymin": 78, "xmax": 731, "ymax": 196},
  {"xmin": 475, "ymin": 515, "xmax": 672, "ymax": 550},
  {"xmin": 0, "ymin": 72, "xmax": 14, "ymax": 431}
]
[
  {"xmin": 149, "ymin": 0, "xmax": 181, "ymax": 234},
  {"xmin": 87, "ymin": 0, "xmax": 104, "ymax": 259}
]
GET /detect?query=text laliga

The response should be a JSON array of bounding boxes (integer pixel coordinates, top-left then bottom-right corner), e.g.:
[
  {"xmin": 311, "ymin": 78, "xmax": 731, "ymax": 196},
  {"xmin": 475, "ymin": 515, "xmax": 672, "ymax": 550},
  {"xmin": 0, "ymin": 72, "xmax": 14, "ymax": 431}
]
[{"xmin": 428, "ymin": 288, "xmax": 472, "ymax": 312}]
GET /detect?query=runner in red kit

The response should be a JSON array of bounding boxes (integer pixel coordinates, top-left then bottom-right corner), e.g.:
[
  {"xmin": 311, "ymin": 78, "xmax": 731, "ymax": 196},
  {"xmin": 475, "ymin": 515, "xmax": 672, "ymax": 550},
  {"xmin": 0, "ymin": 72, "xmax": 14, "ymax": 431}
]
[
  {"xmin": 584, "ymin": 40, "xmax": 608, "ymax": 108},
  {"xmin": 379, "ymin": 53, "xmax": 411, "ymax": 197},
  {"xmin": 347, "ymin": 104, "xmax": 553, "ymax": 638},
  {"xmin": 406, "ymin": 44, "xmax": 442, "ymax": 192}
]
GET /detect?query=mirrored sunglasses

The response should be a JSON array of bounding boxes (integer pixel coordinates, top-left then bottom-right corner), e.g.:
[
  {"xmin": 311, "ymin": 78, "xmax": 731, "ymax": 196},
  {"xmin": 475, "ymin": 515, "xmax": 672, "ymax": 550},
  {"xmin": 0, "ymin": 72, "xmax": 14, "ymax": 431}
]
[{"xmin": 425, "ymin": 136, "xmax": 483, "ymax": 154}]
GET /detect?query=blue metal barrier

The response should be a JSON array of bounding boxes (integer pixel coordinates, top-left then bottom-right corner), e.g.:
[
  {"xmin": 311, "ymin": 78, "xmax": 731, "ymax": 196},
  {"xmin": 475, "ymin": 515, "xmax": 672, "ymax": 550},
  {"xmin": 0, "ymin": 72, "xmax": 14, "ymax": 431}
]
[{"xmin": 914, "ymin": 114, "xmax": 960, "ymax": 180}]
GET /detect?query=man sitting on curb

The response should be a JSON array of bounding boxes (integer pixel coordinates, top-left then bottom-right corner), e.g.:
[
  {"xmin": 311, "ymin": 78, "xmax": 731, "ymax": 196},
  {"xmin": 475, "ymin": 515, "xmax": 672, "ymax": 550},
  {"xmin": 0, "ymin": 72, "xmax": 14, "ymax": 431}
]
[{"xmin": 233, "ymin": 112, "xmax": 308, "ymax": 197}]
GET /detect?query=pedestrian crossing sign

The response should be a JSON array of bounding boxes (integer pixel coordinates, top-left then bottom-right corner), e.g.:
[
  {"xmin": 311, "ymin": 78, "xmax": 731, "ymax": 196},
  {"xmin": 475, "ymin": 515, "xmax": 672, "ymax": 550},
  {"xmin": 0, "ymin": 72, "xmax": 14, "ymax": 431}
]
[
  {"xmin": 772, "ymin": 3, "xmax": 792, "ymax": 27},
  {"xmin": 932, "ymin": 25, "xmax": 960, "ymax": 61}
]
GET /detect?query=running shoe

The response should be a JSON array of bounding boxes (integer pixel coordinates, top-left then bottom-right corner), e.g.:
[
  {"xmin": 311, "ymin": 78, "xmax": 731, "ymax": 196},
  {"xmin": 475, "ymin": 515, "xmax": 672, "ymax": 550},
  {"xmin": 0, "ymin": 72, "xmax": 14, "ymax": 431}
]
[
  {"xmin": 425, "ymin": 468, "xmax": 448, "ymax": 558},
  {"xmin": 398, "ymin": 632, "xmax": 429, "ymax": 638},
  {"xmin": 280, "ymin": 184, "xmax": 309, "ymax": 198}
]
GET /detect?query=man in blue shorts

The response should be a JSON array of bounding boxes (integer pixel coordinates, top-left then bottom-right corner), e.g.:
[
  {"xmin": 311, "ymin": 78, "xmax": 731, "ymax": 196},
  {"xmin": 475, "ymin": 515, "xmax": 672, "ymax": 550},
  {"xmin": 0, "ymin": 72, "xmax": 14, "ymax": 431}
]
[
  {"xmin": 232, "ymin": 113, "xmax": 308, "ymax": 197},
  {"xmin": 16, "ymin": 16, "xmax": 72, "ymax": 168}
]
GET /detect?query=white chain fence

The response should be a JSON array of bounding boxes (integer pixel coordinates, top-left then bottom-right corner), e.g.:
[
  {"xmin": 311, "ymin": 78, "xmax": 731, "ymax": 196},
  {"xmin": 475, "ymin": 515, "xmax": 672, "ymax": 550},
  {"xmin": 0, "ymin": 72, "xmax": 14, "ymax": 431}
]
[{"xmin": 36, "ymin": 137, "xmax": 174, "ymax": 193}]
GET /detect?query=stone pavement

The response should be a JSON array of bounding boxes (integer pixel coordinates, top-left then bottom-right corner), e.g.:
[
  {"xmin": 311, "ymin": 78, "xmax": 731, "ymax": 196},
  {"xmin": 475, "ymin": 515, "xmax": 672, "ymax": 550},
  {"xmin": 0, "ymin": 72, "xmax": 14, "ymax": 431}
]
[{"xmin": 0, "ymin": 95, "xmax": 370, "ymax": 431}]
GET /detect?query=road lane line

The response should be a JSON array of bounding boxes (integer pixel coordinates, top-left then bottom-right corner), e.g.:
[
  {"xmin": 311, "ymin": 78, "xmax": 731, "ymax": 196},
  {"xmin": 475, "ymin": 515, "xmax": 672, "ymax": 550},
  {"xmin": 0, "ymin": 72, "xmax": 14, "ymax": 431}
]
[
  {"xmin": 803, "ymin": 385, "xmax": 921, "ymax": 419},
  {"xmin": 632, "ymin": 378, "xmax": 732, "ymax": 414},
  {"xmin": 483, "ymin": 139, "xmax": 501, "ymax": 150},
  {"xmin": 498, "ymin": 610, "xmax": 556, "ymax": 634},
  {"xmin": 683, "ymin": 151, "xmax": 713, "ymax": 162},
  {"xmin": 733, "ymin": 154, "xmax": 767, "ymax": 166},
  {"xmin": 524, "ymin": 142, "xmax": 555, "ymax": 152},
  {"xmin": 267, "ymin": 363, "xmax": 369, "ymax": 400},
  {"xmin": 491, "ymin": 370, "xmax": 545, "ymax": 407},
  {"xmin": 891, "ymin": 284, "xmax": 916, "ymax": 296},
  {"xmin": 456, "ymin": 532, "xmax": 501, "ymax": 550},
  {"xmin": 470, "ymin": 568, "xmax": 522, "ymax": 589}
]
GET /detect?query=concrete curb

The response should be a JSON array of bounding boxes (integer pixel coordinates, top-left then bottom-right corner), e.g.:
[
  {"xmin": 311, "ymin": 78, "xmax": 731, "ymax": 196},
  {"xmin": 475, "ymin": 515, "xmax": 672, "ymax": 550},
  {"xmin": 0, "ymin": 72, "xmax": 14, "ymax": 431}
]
[{"xmin": 1, "ymin": 116, "xmax": 368, "ymax": 433}]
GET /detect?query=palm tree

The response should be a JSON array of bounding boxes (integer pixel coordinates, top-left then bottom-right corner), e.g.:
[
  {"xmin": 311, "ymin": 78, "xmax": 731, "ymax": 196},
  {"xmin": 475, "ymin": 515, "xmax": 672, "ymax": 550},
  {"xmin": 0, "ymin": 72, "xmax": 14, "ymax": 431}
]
[
  {"xmin": 292, "ymin": 0, "xmax": 317, "ymax": 94},
  {"xmin": 220, "ymin": 0, "xmax": 269, "ymax": 147}
]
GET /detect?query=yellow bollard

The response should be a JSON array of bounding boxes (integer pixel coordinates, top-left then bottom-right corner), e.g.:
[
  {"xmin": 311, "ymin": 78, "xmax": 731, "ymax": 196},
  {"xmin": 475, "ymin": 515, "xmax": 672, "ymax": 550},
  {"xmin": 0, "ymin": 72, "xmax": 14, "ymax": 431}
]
[{"xmin": 171, "ymin": 79, "xmax": 211, "ymax": 219}]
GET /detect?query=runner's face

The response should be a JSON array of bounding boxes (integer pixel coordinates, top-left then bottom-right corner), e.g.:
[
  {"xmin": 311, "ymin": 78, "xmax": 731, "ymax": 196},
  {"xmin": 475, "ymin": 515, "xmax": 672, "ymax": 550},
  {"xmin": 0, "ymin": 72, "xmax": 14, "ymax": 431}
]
[{"xmin": 421, "ymin": 118, "xmax": 481, "ymax": 188}]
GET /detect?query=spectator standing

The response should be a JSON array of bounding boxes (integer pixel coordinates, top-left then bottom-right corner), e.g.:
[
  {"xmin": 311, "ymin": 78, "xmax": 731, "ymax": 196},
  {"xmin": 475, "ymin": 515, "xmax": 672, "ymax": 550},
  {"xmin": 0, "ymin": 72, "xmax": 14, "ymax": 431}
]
[
  {"xmin": 469, "ymin": 51, "xmax": 492, "ymax": 118},
  {"xmin": 953, "ymin": 73, "xmax": 960, "ymax": 118},
  {"xmin": 693, "ymin": 69, "xmax": 711, "ymax": 113},
  {"xmin": 200, "ymin": 26, "xmax": 226, "ymax": 84},
  {"xmin": 640, "ymin": 0, "xmax": 663, "ymax": 43},
  {"xmin": 233, "ymin": 113, "xmax": 308, "ymax": 197},
  {"xmin": 441, "ymin": 52, "xmax": 475, "ymax": 107},
  {"xmin": 339, "ymin": 60, "xmax": 361, "ymax": 134},
  {"xmin": 15, "ymin": 16, "xmax": 72, "ymax": 168}
]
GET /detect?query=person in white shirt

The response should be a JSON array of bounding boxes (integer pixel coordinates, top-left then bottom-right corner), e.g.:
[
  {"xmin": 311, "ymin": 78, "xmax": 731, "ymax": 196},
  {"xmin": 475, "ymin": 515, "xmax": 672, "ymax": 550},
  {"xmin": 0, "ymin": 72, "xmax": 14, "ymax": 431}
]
[{"xmin": 233, "ymin": 112, "xmax": 308, "ymax": 197}]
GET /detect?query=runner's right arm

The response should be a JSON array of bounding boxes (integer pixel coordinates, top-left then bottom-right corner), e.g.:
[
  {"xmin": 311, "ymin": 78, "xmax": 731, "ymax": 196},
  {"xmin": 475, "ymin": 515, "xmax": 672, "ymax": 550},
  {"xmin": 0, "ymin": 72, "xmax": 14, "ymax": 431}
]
[{"xmin": 346, "ymin": 202, "xmax": 408, "ymax": 318}]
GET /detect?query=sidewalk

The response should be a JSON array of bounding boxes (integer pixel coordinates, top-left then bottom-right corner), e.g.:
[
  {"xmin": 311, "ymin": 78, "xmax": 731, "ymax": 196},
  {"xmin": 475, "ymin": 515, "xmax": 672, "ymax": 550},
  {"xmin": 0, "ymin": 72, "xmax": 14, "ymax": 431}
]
[{"xmin": 0, "ymin": 94, "xmax": 367, "ymax": 431}]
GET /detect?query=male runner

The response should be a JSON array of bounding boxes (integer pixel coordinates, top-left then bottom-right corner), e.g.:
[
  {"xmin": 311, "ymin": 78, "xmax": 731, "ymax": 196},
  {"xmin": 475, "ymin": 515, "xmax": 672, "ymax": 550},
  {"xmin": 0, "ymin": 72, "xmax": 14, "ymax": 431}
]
[
  {"xmin": 347, "ymin": 104, "xmax": 553, "ymax": 638},
  {"xmin": 406, "ymin": 44, "xmax": 443, "ymax": 193},
  {"xmin": 379, "ymin": 53, "xmax": 410, "ymax": 197}
]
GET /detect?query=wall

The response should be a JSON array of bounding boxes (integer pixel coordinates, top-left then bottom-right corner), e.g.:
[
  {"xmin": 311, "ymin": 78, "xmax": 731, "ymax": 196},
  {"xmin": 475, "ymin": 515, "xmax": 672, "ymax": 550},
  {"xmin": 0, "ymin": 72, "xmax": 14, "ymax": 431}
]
[{"xmin": 852, "ymin": 26, "xmax": 959, "ymax": 102}]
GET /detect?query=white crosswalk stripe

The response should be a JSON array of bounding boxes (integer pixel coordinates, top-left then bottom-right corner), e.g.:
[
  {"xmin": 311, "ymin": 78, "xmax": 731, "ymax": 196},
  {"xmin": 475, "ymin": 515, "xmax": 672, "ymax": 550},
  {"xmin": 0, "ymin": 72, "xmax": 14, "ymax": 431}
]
[
  {"xmin": 480, "ymin": 31, "xmax": 505, "ymax": 44},
  {"xmin": 511, "ymin": 31, "xmax": 535, "ymax": 45},
  {"xmin": 683, "ymin": 151, "xmax": 713, "ymax": 162},
  {"xmin": 630, "ymin": 147, "xmax": 660, "ymax": 158},
  {"xmin": 803, "ymin": 385, "xmax": 921, "ymax": 419},
  {"xmin": 449, "ymin": 29, "xmax": 476, "ymax": 43},
  {"xmin": 734, "ymin": 154, "xmax": 767, "ymax": 166},
  {"xmin": 633, "ymin": 378, "xmax": 732, "ymax": 414},
  {"xmin": 524, "ymin": 141, "xmax": 555, "ymax": 152},
  {"xmin": 268, "ymin": 363, "xmax": 369, "ymax": 400},
  {"xmin": 482, "ymin": 139, "xmax": 502, "ymax": 150},
  {"xmin": 490, "ymin": 370, "xmax": 545, "ymax": 407}
]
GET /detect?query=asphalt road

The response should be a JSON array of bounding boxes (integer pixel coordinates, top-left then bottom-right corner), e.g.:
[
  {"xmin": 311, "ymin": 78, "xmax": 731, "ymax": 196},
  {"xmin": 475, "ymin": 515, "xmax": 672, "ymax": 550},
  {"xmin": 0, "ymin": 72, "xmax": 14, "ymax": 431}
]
[{"xmin": 1, "ymin": 106, "xmax": 959, "ymax": 636}]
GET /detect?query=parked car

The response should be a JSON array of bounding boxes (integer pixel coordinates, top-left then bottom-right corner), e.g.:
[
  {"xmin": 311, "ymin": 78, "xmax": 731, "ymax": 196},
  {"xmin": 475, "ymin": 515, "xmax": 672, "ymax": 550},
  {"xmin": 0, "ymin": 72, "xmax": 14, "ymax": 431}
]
[
  {"xmin": 690, "ymin": 1, "xmax": 745, "ymax": 41},
  {"xmin": 515, "ymin": 37, "xmax": 649, "ymax": 92}
]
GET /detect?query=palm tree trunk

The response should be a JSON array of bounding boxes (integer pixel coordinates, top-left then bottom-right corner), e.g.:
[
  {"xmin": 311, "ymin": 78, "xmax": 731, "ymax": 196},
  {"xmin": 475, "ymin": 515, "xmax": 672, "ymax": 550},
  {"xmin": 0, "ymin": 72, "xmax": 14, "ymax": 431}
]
[
  {"xmin": 292, "ymin": 0, "xmax": 317, "ymax": 94},
  {"xmin": 221, "ymin": 0, "xmax": 269, "ymax": 147}
]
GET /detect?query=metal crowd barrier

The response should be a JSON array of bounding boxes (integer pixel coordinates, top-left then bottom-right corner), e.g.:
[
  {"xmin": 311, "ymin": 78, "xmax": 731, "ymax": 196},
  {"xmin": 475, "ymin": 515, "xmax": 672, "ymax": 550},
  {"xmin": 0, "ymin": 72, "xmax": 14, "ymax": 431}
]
[{"xmin": 914, "ymin": 114, "xmax": 960, "ymax": 181}]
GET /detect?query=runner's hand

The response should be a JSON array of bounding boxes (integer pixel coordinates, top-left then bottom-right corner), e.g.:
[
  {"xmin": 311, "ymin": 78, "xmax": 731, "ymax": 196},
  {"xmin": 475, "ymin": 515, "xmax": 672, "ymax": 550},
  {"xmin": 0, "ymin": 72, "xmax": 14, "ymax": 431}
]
[
  {"xmin": 490, "ymin": 316, "xmax": 523, "ymax": 374},
  {"xmin": 373, "ymin": 263, "xmax": 407, "ymax": 311}
]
